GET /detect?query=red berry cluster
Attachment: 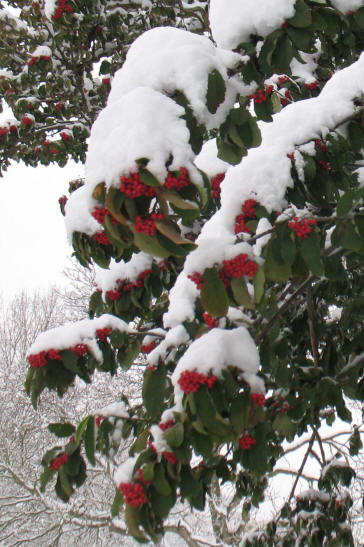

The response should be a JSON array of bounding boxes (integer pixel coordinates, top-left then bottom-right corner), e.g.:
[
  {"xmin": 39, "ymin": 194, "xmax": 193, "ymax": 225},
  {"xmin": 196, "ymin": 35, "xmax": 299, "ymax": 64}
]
[
  {"xmin": 162, "ymin": 451, "xmax": 178, "ymax": 464},
  {"xmin": 220, "ymin": 254, "xmax": 259, "ymax": 280},
  {"xmin": 135, "ymin": 214, "xmax": 163, "ymax": 236},
  {"xmin": 141, "ymin": 341, "xmax": 157, "ymax": 353},
  {"xmin": 304, "ymin": 81, "xmax": 318, "ymax": 90},
  {"xmin": 95, "ymin": 415, "xmax": 104, "ymax": 428},
  {"xmin": 159, "ymin": 419, "xmax": 175, "ymax": 431},
  {"xmin": 273, "ymin": 397, "xmax": 292, "ymax": 412},
  {"xmin": 0, "ymin": 127, "xmax": 9, "ymax": 138},
  {"xmin": 137, "ymin": 468, "xmax": 152, "ymax": 486},
  {"xmin": 280, "ymin": 21, "xmax": 289, "ymax": 29},
  {"xmin": 49, "ymin": 453, "xmax": 68, "ymax": 470},
  {"xmin": 106, "ymin": 269, "xmax": 153, "ymax": 301},
  {"xmin": 287, "ymin": 153, "xmax": 295, "ymax": 161},
  {"xmin": 69, "ymin": 343, "xmax": 88, "ymax": 356},
  {"xmin": 92, "ymin": 231, "xmax": 110, "ymax": 246},
  {"xmin": 52, "ymin": 0, "xmax": 74, "ymax": 20},
  {"xmin": 203, "ymin": 312, "xmax": 219, "ymax": 329},
  {"xmin": 120, "ymin": 172, "xmax": 157, "ymax": 198},
  {"xmin": 178, "ymin": 370, "xmax": 217, "ymax": 394},
  {"xmin": 251, "ymin": 393, "xmax": 265, "ymax": 406},
  {"xmin": 96, "ymin": 328, "xmax": 111, "ymax": 342},
  {"xmin": 159, "ymin": 259, "xmax": 172, "ymax": 272},
  {"xmin": 119, "ymin": 482, "xmax": 147, "ymax": 508},
  {"xmin": 105, "ymin": 289, "xmax": 122, "ymax": 301},
  {"xmin": 315, "ymin": 139, "xmax": 327, "ymax": 152},
  {"xmin": 235, "ymin": 199, "xmax": 257, "ymax": 235},
  {"xmin": 239, "ymin": 434, "xmax": 257, "ymax": 450},
  {"xmin": 288, "ymin": 217, "xmax": 317, "ymax": 238},
  {"xmin": 56, "ymin": 102, "xmax": 64, "ymax": 111},
  {"xmin": 28, "ymin": 348, "xmax": 62, "ymax": 368},
  {"xmin": 319, "ymin": 160, "xmax": 330, "ymax": 170},
  {"xmin": 249, "ymin": 85, "xmax": 273, "ymax": 104},
  {"xmin": 27, "ymin": 55, "xmax": 51, "ymax": 67},
  {"xmin": 21, "ymin": 115, "xmax": 34, "ymax": 126},
  {"xmin": 58, "ymin": 195, "xmax": 67, "ymax": 205},
  {"xmin": 91, "ymin": 207, "xmax": 117, "ymax": 225},
  {"xmin": 277, "ymin": 76, "xmax": 290, "ymax": 87},
  {"xmin": 188, "ymin": 272, "xmax": 204, "ymax": 290},
  {"xmin": 165, "ymin": 167, "xmax": 190, "ymax": 191},
  {"xmin": 102, "ymin": 78, "xmax": 110, "ymax": 85},
  {"xmin": 211, "ymin": 173, "xmax": 225, "ymax": 199},
  {"xmin": 60, "ymin": 131, "xmax": 71, "ymax": 142},
  {"xmin": 280, "ymin": 89, "xmax": 292, "ymax": 107}
]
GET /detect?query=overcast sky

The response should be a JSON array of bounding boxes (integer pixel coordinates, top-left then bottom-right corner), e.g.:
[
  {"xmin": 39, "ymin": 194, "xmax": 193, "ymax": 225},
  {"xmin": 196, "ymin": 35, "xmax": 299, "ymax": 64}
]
[{"xmin": 0, "ymin": 159, "xmax": 82, "ymax": 300}]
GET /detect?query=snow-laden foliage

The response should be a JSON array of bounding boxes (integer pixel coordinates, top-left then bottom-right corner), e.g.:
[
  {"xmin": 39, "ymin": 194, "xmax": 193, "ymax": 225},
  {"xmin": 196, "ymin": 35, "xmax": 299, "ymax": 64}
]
[{"xmin": 2, "ymin": 0, "xmax": 364, "ymax": 545}]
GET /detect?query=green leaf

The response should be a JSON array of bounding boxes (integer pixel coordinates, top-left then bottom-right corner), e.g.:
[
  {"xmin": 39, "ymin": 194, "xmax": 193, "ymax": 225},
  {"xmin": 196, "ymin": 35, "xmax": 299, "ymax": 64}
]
[
  {"xmin": 254, "ymin": 99, "xmax": 273, "ymax": 123},
  {"xmin": 206, "ymin": 70, "xmax": 226, "ymax": 114},
  {"xmin": 287, "ymin": 27, "xmax": 314, "ymax": 52},
  {"xmin": 230, "ymin": 277, "xmax": 254, "ymax": 309},
  {"xmin": 55, "ymin": 474, "xmax": 70, "ymax": 502},
  {"xmin": 258, "ymin": 30, "xmax": 280, "ymax": 74},
  {"xmin": 111, "ymin": 488, "xmax": 124, "ymax": 517},
  {"xmin": 118, "ymin": 338, "xmax": 141, "ymax": 369},
  {"xmin": 133, "ymin": 231, "xmax": 170, "ymax": 258},
  {"xmin": 160, "ymin": 189, "xmax": 199, "ymax": 210},
  {"xmin": 338, "ymin": 221, "xmax": 362, "ymax": 251},
  {"xmin": 300, "ymin": 232, "xmax": 324, "ymax": 276},
  {"xmin": 130, "ymin": 428, "xmax": 149, "ymax": 455},
  {"xmin": 85, "ymin": 416, "xmax": 95, "ymax": 466},
  {"xmin": 48, "ymin": 422, "xmax": 76, "ymax": 438},
  {"xmin": 347, "ymin": 121, "xmax": 363, "ymax": 153},
  {"xmin": 289, "ymin": 0, "xmax": 312, "ymax": 28},
  {"xmin": 154, "ymin": 219, "xmax": 189, "ymax": 244},
  {"xmin": 253, "ymin": 267, "xmax": 265, "ymax": 304},
  {"xmin": 40, "ymin": 467, "xmax": 55, "ymax": 492},
  {"xmin": 273, "ymin": 413, "xmax": 296, "ymax": 440},
  {"xmin": 216, "ymin": 139, "xmax": 245, "ymax": 165},
  {"xmin": 353, "ymin": 7, "xmax": 364, "ymax": 28},
  {"xmin": 153, "ymin": 463, "xmax": 171, "ymax": 496},
  {"xmin": 230, "ymin": 393, "xmax": 250, "ymax": 432},
  {"xmin": 59, "ymin": 466, "xmax": 74, "ymax": 498},
  {"xmin": 164, "ymin": 422, "xmax": 184, "ymax": 448},
  {"xmin": 139, "ymin": 167, "xmax": 161, "ymax": 187},
  {"xmin": 336, "ymin": 190, "xmax": 357, "ymax": 217},
  {"xmin": 62, "ymin": 350, "xmax": 80, "ymax": 374},
  {"xmin": 142, "ymin": 365, "xmax": 166, "ymax": 419},
  {"xmin": 193, "ymin": 386, "xmax": 231, "ymax": 438},
  {"xmin": 25, "ymin": 366, "xmax": 35, "ymax": 395},
  {"xmin": 273, "ymin": 34, "xmax": 294, "ymax": 73},
  {"xmin": 201, "ymin": 268, "xmax": 229, "ymax": 317},
  {"xmin": 125, "ymin": 505, "xmax": 148, "ymax": 542},
  {"xmin": 76, "ymin": 415, "xmax": 91, "ymax": 444},
  {"xmin": 149, "ymin": 487, "xmax": 175, "ymax": 518}
]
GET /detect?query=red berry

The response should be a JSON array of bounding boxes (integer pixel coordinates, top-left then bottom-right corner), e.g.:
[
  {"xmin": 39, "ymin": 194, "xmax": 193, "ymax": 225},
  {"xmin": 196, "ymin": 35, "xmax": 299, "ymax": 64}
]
[
  {"xmin": 211, "ymin": 173, "xmax": 225, "ymax": 199},
  {"xmin": 119, "ymin": 482, "xmax": 147, "ymax": 508},
  {"xmin": 92, "ymin": 231, "xmax": 110, "ymax": 246},
  {"xmin": 239, "ymin": 434, "xmax": 257, "ymax": 450},
  {"xmin": 49, "ymin": 453, "xmax": 68, "ymax": 470},
  {"xmin": 68, "ymin": 343, "xmax": 88, "ymax": 356},
  {"xmin": 96, "ymin": 328, "xmax": 111, "ymax": 342},
  {"xmin": 141, "ymin": 341, "xmax": 157, "ymax": 353},
  {"xmin": 203, "ymin": 312, "xmax": 219, "ymax": 329},
  {"xmin": 251, "ymin": 393, "xmax": 265, "ymax": 406},
  {"xmin": 28, "ymin": 351, "xmax": 47, "ymax": 368},
  {"xmin": 47, "ymin": 349, "xmax": 62, "ymax": 361}
]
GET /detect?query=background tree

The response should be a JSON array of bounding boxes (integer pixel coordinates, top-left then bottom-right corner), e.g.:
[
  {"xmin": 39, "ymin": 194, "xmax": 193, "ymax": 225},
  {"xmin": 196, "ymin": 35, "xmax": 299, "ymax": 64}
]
[{"xmin": 1, "ymin": 0, "xmax": 364, "ymax": 545}]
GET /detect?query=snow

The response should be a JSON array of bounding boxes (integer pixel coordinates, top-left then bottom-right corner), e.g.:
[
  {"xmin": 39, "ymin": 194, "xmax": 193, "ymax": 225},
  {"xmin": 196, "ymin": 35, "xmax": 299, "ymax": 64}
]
[
  {"xmin": 64, "ymin": 185, "xmax": 99, "ymax": 240},
  {"xmin": 147, "ymin": 325, "xmax": 190, "ymax": 366},
  {"xmin": 331, "ymin": 0, "xmax": 364, "ymax": 13},
  {"xmin": 194, "ymin": 138, "xmax": 230, "ymax": 177},
  {"xmin": 44, "ymin": 0, "xmax": 57, "ymax": 20},
  {"xmin": 95, "ymin": 253, "xmax": 153, "ymax": 294},
  {"xmin": 150, "ymin": 424, "xmax": 168, "ymax": 454},
  {"xmin": 97, "ymin": 401, "xmax": 129, "ymax": 419},
  {"xmin": 290, "ymin": 51, "xmax": 319, "ymax": 84},
  {"xmin": 209, "ymin": 0, "xmax": 296, "ymax": 50},
  {"xmin": 27, "ymin": 314, "xmax": 133, "ymax": 362},
  {"xmin": 31, "ymin": 45, "xmax": 52, "ymax": 58},
  {"xmin": 108, "ymin": 27, "xmax": 247, "ymax": 128},
  {"xmin": 85, "ymin": 86, "xmax": 195, "ymax": 189},
  {"xmin": 171, "ymin": 327, "xmax": 264, "ymax": 409},
  {"xmin": 164, "ymin": 52, "xmax": 364, "ymax": 326},
  {"xmin": 114, "ymin": 456, "xmax": 138, "ymax": 486}
]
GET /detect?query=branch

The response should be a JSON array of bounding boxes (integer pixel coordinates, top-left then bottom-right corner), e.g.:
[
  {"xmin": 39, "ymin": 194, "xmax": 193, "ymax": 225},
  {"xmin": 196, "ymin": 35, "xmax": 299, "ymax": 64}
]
[
  {"xmin": 255, "ymin": 275, "xmax": 314, "ymax": 345},
  {"xmin": 288, "ymin": 431, "xmax": 316, "ymax": 500},
  {"xmin": 306, "ymin": 283, "xmax": 319, "ymax": 367}
]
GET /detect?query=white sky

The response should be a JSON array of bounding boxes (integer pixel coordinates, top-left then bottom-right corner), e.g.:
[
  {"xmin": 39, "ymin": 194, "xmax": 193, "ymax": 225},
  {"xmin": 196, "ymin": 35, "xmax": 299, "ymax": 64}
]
[{"xmin": 0, "ymin": 159, "xmax": 83, "ymax": 300}]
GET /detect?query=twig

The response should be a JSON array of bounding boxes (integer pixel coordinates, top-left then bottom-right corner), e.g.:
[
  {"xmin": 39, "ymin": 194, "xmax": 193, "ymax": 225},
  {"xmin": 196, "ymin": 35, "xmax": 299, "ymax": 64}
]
[
  {"xmin": 288, "ymin": 431, "xmax": 315, "ymax": 500},
  {"xmin": 306, "ymin": 282, "xmax": 320, "ymax": 367}
]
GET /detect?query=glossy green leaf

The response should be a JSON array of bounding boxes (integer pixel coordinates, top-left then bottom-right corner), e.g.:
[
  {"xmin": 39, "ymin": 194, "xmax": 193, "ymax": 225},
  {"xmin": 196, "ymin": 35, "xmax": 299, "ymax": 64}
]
[
  {"xmin": 201, "ymin": 267, "xmax": 229, "ymax": 317},
  {"xmin": 206, "ymin": 70, "xmax": 226, "ymax": 114}
]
